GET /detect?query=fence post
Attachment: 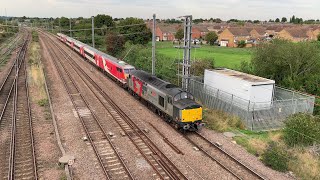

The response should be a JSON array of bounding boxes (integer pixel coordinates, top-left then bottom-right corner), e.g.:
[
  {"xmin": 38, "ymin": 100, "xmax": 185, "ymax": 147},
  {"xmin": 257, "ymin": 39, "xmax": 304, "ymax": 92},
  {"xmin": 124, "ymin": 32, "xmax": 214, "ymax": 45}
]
[
  {"xmin": 229, "ymin": 94, "xmax": 233, "ymax": 113},
  {"xmin": 247, "ymin": 100, "xmax": 251, "ymax": 130},
  {"xmin": 215, "ymin": 89, "xmax": 220, "ymax": 109}
]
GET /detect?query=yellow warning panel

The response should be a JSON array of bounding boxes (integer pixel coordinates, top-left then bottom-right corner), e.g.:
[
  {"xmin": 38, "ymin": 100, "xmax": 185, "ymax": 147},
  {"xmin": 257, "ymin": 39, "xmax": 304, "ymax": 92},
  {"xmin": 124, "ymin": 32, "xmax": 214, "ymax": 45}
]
[{"xmin": 181, "ymin": 107, "xmax": 202, "ymax": 123}]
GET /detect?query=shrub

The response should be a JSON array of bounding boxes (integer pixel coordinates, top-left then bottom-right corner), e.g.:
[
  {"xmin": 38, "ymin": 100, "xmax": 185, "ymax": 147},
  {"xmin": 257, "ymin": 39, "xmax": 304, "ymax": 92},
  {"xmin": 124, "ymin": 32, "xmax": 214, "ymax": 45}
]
[
  {"xmin": 262, "ymin": 141, "xmax": 289, "ymax": 172},
  {"xmin": 237, "ymin": 40, "xmax": 246, "ymax": 48},
  {"xmin": 32, "ymin": 31, "xmax": 39, "ymax": 42},
  {"xmin": 38, "ymin": 98, "xmax": 48, "ymax": 107},
  {"xmin": 283, "ymin": 113, "xmax": 320, "ymax": 147}
]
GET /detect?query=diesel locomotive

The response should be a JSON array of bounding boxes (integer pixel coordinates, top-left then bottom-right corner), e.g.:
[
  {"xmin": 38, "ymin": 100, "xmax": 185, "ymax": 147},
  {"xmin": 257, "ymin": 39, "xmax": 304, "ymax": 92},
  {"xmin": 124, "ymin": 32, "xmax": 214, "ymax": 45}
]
[{"xmin": 127, "ymin": 70, "xmax": 203, "ymax": 131}]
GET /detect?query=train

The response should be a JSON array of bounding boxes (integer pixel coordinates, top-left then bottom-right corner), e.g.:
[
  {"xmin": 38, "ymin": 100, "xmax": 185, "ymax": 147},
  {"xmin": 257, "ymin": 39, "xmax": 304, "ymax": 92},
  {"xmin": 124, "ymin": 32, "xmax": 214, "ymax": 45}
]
[{"xmin": 57, "ymin": 33, "xmax": 203, "ymax": 131}]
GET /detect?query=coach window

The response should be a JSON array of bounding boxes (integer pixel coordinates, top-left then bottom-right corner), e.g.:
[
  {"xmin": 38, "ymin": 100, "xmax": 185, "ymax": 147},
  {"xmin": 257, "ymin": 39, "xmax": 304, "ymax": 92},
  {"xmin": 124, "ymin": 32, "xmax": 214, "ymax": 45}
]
[
  {"xmin": 159, "ymin": 96, "xmax": 164, "ymax": 107},
  {"xmin": 168, "ymin": 97, "xmax": 172, "ymax": 104}
]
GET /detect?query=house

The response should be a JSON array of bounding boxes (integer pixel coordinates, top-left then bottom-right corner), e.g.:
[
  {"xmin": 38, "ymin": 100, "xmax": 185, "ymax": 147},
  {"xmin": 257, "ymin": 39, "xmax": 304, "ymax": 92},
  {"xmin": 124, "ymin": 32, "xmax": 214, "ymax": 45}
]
[
  {"xmin": 265, "ymin": 25, "xmax": 284, "ymax": 37},
  {"xmin": 248, "ymin": 27, "xmax": 267, "ymax": 39},
  {"xmin": 218, "ymin": 28, "xmax": 251, "ymax": 47},
  {"xmin": 155, "ymin": 24, "xmax": 180, "ymax": 41},
  {"xmin": 276, "ymin": 28, "xmax": 309, "ymax": 42},
  {"xmin": 192, "ymin": 26, "xmax": 209, "ymax": 39},
  {"xmin": 310, "ymin": 28, "xmax": 320, "ymax": 40}
]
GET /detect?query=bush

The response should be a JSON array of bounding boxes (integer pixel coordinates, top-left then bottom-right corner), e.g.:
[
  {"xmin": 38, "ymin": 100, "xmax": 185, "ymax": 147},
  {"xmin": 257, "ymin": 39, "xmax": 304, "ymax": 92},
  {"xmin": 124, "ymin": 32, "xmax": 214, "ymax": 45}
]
[
  {"xmin": 38, "ymin": 98, "xmax": 48, "ymax": 107},
  {"xmin": 32, "ymin": 31, "xmax": 39, "ymax": 42},
  {"xmin": 262, "ymin": 141, "xmax": 289, "ymax": 172},
  {"xmin": 283, "ymin": 113, "xmax": 320, "ymax": 147},
  {"xmin": 203, "ymin": 109, "xmax": 245, "ymax": 132},
  {"xmin": 237, "ymin": 40, "xmax": 246, "ymax": 48}
]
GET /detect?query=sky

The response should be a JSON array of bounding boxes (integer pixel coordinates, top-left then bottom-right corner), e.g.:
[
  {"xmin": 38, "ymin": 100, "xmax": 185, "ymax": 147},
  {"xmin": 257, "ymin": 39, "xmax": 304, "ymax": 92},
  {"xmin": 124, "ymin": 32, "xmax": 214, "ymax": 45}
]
[{"xmin": 0, "ymin": 0, "xmax": 320, "ymax": 20}]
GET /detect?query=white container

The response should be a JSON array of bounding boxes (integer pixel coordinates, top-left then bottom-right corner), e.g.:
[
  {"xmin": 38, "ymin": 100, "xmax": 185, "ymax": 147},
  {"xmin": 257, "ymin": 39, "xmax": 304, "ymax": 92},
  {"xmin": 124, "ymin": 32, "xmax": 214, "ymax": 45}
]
[{"xmin": 204, "ymin": 68, "xmax": 275, "ymax": 110}]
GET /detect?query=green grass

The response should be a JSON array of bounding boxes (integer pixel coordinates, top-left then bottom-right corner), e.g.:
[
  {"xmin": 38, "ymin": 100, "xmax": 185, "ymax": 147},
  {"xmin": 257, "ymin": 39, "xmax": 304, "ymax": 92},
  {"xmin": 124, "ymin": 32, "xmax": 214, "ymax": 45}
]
[{"xmin": 155, "ymin": 42, "xmax": 252, "ymax": 69}]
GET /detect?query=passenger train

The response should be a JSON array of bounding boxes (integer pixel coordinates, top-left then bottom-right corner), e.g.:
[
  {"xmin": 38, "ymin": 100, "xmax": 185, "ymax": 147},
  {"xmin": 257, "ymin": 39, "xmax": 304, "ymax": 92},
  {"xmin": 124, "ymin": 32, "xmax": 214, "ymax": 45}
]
[{"xmin": 57, "ymin": 33, "xmax": 203, "ymax": 131}]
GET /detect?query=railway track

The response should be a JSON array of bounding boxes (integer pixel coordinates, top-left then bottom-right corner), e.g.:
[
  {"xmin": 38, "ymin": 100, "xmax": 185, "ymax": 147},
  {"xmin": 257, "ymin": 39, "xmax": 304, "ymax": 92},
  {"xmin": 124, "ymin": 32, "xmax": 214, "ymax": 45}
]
[
  {"xmin": 184, "ymin": 132, "xmax": 266, "ymax": 180},
  {"xmin": 43, "ymin": 32, "xmax": 134, "ymax": 180},
  {"xmin": 0, "ymin": 33, "xmax": 23, "ymax": 66},
  {"xmin": 41, "ymin": 31, "xmax": 188, "ymax": 180},
  {"xmin": 0, "ymin": 34, "xmax": 38, "ymax": 180}
]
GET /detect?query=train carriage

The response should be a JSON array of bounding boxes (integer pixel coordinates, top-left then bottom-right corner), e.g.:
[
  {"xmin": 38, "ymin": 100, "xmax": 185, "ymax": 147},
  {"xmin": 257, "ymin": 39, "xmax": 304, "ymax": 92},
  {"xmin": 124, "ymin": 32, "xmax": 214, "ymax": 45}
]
[{"xmin": 57, "ymin": 33, "xmax": 135, "ymax": 84}]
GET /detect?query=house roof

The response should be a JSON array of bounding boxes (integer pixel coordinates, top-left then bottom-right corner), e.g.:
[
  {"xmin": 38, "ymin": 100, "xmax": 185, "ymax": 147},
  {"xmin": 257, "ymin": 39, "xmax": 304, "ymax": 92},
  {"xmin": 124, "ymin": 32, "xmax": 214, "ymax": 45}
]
[
  {"xmin": 284, "ymin": 28, "xmax": 309, "ymax": 38},
  {"xmin": 252, "ymin": 27, "xmax": 266, "ymax": 35},
  {"xmin": 194, "ymin": 25, "xmax": 209, "ymax": 32},
  {"xmin": 158, "ymin": 24, "xmax": 180, "ymax": 34},
  {"xmin": 266, "ymin": 25, "xmax": 284, "ymax": 32},
  {"xmin": 227, "ymin": 28, "xmax": 250, "ymax": 36}
]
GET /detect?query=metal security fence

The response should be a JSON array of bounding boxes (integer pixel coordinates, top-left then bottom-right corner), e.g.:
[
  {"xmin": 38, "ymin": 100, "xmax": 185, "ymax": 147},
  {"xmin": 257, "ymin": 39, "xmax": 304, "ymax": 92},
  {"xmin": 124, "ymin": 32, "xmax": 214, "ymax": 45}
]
[{"xmin": 189, "ymin": 79, "xmax": 315, "ymax": 131}]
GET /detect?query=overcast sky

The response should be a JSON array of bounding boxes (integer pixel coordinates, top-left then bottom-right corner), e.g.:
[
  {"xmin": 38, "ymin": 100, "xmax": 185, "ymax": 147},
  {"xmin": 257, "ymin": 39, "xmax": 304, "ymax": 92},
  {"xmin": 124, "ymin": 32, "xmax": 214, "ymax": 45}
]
[{"xmin": 1, "ymin": 0, "xmax": 320, "ymax": 20}]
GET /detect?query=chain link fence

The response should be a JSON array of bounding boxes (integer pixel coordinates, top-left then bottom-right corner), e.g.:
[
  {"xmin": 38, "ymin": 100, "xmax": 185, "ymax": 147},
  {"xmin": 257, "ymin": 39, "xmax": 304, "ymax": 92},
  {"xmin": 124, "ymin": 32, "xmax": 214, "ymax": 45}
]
[{"xmin": 189, "ymin": 79, "xmax": 315, "ymax": 131}]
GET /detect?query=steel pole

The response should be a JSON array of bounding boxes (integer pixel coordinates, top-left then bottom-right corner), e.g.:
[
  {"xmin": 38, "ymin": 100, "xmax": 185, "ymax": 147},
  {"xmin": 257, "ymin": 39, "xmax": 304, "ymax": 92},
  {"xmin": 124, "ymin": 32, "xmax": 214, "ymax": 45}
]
[
  {"xmin": 69, "ymin": 18, "xmax": 72, "ymax": 37},
  {"xmin": 92, "ymin": 16, "xmax": 95, "ymax": 48},
  {"xmin": 152, "ymin": 14, "xmax": 156, "ymax": 75}
]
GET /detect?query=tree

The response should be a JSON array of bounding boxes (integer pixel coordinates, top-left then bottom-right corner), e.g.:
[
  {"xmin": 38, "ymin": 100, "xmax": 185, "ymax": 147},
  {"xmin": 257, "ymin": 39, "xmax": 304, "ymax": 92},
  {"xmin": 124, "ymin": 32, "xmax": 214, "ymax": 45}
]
[
  {"xmin": 175, "ymin": 28, "xmax": 184, "ymax": 40},
  {"xmin": 275, "ymin": 18, "xmax": 280, "ymax": 23},
  {"xmin": 281, "ymin": 17, "xmax": 287, "ymax": 23},
  {"xmin": 253, "ymin": 20, "xmax": 260, "ymax": 24},
  {"xmin": 290, "ymin": 15, "xmax": 296, "ymax": 23},
  {"xmin": 191, "ymin": 59, "xmax": 214, "ymax": 76},
  {"xmin": 317, "ymin": 33, "xmax": 320, "ymax": 41},
  {"xmin": 59, "ymin": 17, "xmax": 70, "ymax": 28},
  {"xmin": 248, "ymin": 39, "xmax": 320, "ymax": 95},
  {"xmin": 237, "ymin": 40, "xmax": 246, "ymax": 48},
  {"xmin": 94, "ymin": 14, "xmax": 114, "ymax": 28},
  {"xmin": 118, "ymin": 17, "xmax": 152, "ymax": 45},
  {"xmin": 105, "ymin": 31, "xmax": 125, "ymax": 56},
  {"xmin": 205, "ymin": 32, "xmax": 218, "ymax": 45}
]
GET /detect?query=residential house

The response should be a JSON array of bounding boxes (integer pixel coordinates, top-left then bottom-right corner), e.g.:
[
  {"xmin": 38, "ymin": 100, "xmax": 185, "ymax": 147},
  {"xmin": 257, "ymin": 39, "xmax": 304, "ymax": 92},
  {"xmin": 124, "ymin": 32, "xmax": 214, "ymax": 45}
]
[
  {"xmin": 155, "ymin": 24, "xmax": 180, "ymax": 41},
  {"xmin": 192, "ymin": 26, "xmax": 209, "ymax": 39},
  {"xmin": 218, "ymin": 28, "xmax": 251, "ymax": 47},
  {"xmin": 310, "ymin": 28, "xmax": 320, "ymax": 40},
  {"xmin": 276, "ymin": 28, "xmax": 309, "ymax": 42},
  {"xmin": 265, "ymin": 25, "xmax": 284, "ymax": 37},
  {"xmin": 248, "ymin": 27, "xmax": 267, "ymax": 39}
]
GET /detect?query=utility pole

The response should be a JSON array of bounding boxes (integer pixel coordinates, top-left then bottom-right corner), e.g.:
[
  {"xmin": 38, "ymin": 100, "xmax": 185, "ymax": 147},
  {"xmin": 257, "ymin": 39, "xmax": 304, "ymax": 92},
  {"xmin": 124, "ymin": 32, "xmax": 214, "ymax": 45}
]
[
  {"xmin": 152, "ymin": 14, "xmax": 156, "ymax": 75},
  {"xmin": 92, "ymin": 16, "xmax": 95, "ymax": 48},
  {"xmin": 181, "ymin": 15, "xmax": 192, "ymax": 91},
  {"xmin": 69, "ymin": 18, "xmax": 72, "ymax": 37},
  {"xmin": 59, "ymin": 18, "xmax": 61, "ymax": 33},
  {"xmin": 5, "ymin": 8, "xmax": 8, "ymax": 33}
]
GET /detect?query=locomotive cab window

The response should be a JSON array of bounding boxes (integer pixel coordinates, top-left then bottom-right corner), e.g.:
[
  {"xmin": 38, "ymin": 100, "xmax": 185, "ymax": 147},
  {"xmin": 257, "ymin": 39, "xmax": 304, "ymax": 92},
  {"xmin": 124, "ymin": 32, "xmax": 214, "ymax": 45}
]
[
  {"xmin": 174, "ymin": 92, "xmax": 195, "ymax": 102},
  {"xmin": 159, "ymin": 96, "xmax": 164, "ymax": 107}
]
